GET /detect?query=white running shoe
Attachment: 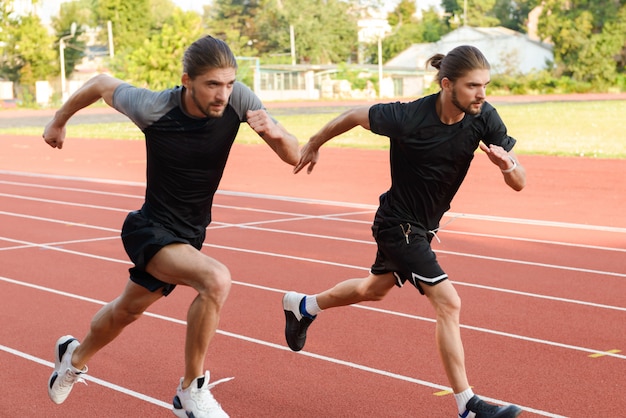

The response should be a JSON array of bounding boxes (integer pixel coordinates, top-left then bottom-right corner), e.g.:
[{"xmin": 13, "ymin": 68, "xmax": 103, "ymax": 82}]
[
  {"xmin": 172, "ymin": 371, "xmax": 230, "ymax": 418},
  {"xmin": 48, "ymin": 335, "xmax": 87, "ymax": 404}
]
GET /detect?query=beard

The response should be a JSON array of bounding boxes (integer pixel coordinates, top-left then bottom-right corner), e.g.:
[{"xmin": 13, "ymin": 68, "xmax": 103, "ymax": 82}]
[
  {"xmin": 451, "ymin": 88, "xmax": 484, "ymax": 116},
  {"xmin": 189, "ymin": 87, "xmax": 226, "ymax": 118}
]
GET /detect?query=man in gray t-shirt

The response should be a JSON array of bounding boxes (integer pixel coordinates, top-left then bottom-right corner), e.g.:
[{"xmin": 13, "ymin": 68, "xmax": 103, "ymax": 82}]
[{"xmin": 43, "ymin": 36, "xmax": 299, "ymax": 418}]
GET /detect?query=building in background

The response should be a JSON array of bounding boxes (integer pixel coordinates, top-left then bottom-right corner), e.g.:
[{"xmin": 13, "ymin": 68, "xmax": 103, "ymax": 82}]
[{"xmin": 387, "ymin": 25, "xmax": 554, "ymax": 76}]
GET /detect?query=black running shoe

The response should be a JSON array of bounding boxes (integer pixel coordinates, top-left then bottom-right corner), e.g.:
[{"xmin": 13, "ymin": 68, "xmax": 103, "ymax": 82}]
[
  {"xmin": 283, "ymin": 291, "xmax": 316, "ymax": 351},
  {"xmin": 460, "ymin": 395, "xmax": 522, "ymax": 418}
]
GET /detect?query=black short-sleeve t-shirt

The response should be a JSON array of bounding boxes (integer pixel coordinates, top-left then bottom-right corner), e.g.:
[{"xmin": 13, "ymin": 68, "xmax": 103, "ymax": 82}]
[
  {"xmin": 112, "ymin": 81, "xmax": 267, "ymax": 238},
  {"xmin": 369, "ymin": 93, "xmax": 516, "ymax": 231}
]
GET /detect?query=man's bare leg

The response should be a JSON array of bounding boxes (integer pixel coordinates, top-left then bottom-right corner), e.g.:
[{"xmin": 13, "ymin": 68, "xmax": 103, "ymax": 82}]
[
  {"xmin": 422, "ymin": 279, "xmax": 470, "ymax": 393},
  {"xmin": 146, "ymin": 243, "xmax": 231, "ymax": 388},
  {"xmin": 71, "ymin": 280, "xmax": 164, "ymax": 369}
]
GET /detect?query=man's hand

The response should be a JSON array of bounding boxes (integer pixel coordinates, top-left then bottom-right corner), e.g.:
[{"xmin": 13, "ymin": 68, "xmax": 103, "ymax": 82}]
[
  {"xmin": 43, "ymin": 121, "xmax": 66, "ymax": 149},
  {"xmin": 293, "ymin": 141, "xmax": 319, "ymax": 174},
  {"xmin": 246, "ymin": 109, "xmax": 279, "ymax": 139},
  {"xmin": 479, "ymin": 142, "xmax": 526, "ymax": 191},
  {"xmin": 479, "ymin": 142, "xmax": 514, "ymax": 171}
]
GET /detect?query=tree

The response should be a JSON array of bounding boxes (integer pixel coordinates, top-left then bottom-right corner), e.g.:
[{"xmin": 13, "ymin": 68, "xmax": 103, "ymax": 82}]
[
  {"xmin": 364, "ymin": 5, "xmax": 449, "ymax": 64},
  {"xmin": 284, "ymin": 0, "xmax": 358, "ymax": 64},
  {"xmin": 387, "ymin": 0, "xmax": 415, "ymax": 27},
  {"xmin": 493, "ymin": 0, "xmax": 541, "ymax": 32},
  {"xmin": 538, "ymin": 0, "xmax": 626, "ymax": 87},
  {"xmin": 120, "ymin": 9, "xmax": 204, "ymax": 89},
  {"xmin": 51, "ymin": 1, "xmax": 92, "ymax": 80},
  {"xmin": 442, "ymin": 0, "xmax": 500, "ymax": 28},
  {"xmin": 0, "ymin": 6, "xmax": 56, "ymax": 103},
  {"xmin": 0, "ymin": 0, "xmax": 14, "ymax": 80},
  {"xmin": 93, "ymin": 0, "xmax": 153, "ymax": 55},
  {"xmin": 205, "ymin": 0, "xmax": 263, "ymax": 58},
  {"xmin": 211, "ymin": 0, "xmax": 359, "ymax": 65}
]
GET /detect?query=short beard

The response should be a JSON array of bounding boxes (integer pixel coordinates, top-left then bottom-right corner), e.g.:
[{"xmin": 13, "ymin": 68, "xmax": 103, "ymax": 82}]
[
  {"xmin": 190, "ymin": 87, "xmax": 226, "ymax": 118},
  {"xmin": 451, "ymin": 88, "xmax": 483, "ymax": 116}
]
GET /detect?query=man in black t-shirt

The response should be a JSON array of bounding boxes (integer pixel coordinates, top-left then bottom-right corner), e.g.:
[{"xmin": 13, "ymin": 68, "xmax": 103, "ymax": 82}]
[
  {"xmin": 283, "ymin": 46, "xmax": 526, "ymax": 418},
  {"xmin": 43, "ymin": 36, "xmax": 300, "ymax": 418}
]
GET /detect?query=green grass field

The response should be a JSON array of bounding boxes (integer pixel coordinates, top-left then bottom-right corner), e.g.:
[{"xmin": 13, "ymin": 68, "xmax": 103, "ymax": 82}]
[{"xmin": 2, "ymin": 100, "xmax": 625, "ymax": 158}]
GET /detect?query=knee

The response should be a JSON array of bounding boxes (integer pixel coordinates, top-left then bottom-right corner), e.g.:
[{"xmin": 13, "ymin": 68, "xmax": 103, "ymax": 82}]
[
  {"xmin": 107, "ymin": 301, "xmax": 145, "ymax": 328},
  {"xmin": 196, "ymin": 262, "xmax": 231, "ymax": 305},
  {"xmin": 358, "ymin": 281, "xmax": 392, "ymax": 302},
  {"xmin": 435, "ymin": 292, "xmax": 462, "ymax": 321},
  {"xmin": 362, "ymin": 288, "xmax": 388, "ymax": 302}
]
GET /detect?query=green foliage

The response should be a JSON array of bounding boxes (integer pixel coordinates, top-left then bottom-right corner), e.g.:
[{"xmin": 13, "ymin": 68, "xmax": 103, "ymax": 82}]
[
  {"xmin": 538, "ymin": 0, "xmax": 626, "ymax": 85},
  {"xmin": 616, "ymin": 74, "xmax": 626, "ymax": 91},
  {"xmin": 482, "ymin": 71, "xmax": 596, "ymax": 95},
  {"xmin": 118, "ymin": 10, "xmax": 204, "ymax": 89},
  {"xmin": 387, "ymin": 0, "xmax": 415, "ymax": 27},
  {"xmin": 221, "ymin": 0, "xmax": 359, "ymax": 65},
  {"xmin": 442, "ymin": 0, "xmax": 541, "ymax": 30},
  {"xmin": 443, "ymin": 0, "xmax": 501, "ymax": 27},
  {"xmin": 492, "ymin": 0, "xmax": 542, "ymax": 32},
  {"xmin": 52, "ymin": 1, "xmax": 92, "ymax": 79},
  {"xmin": 0, "ymin": 10, "xmax": 56, "ymax": 104},
  {"xmin": 421, "ymin": 8, "xmax": 450, "ymax": 42},
  {"xmin": 3, "ymin": 0, "xmax": 626, "ymax": 103},
  {"xmin": 285, "ymin": 0, "xmax": 358, "ymax": 64},
  {"xmin": 424, "ymin": 69, "xmax": 602, "ymax": 95},
  {"xmin": 206, "ymin": 0, "xmax": 263, "ymax": 57},
  {"xmin": 93, "ymin": 0, "xmax": 163, "ymax": 55},
  {"xmin": 365, "ymin": 6, "xmax": 449, "ymax": 64},
  {"xmin": 334, "ymin": 63, "xmax": 375, "ymax": 90}
]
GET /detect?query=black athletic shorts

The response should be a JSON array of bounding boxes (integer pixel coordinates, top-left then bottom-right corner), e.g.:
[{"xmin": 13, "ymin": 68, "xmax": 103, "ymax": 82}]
[
  {"xmin": 121, "ymin": 210, "xmax": 205, "ymax": 296},
  {"xmin": 370, "ymin": 221, "xmax": 448, "ymax": 295}
]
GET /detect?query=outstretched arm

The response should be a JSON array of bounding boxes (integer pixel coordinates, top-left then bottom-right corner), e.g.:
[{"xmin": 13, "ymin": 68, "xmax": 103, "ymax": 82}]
[
  {"xmin": 246, "ymin": 109, "xmax": 300, "ymax": 166},
  {"xmin": 479, "ymin": 143, "xmax": 526, "ymax": 191},
  {"xmin": 294, "ymin": 105, "xmax": 371, "ymax": 174},
  {"xmin": 43, "ymin": 74, "xmax": 125, "ymax": 149}
]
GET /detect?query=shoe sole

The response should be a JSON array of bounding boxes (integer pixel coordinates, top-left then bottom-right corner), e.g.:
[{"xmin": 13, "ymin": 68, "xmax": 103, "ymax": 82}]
[
  {"xmin": 172, "ymin": 393, "xmax": 229, "ymax": 418},
  {"xmin": 488, "ymin": 404, "xmax": 523, "ymax": 418},
  {"xmin": 499, "ymin": 405, "xmax": 523, "ymax": 418}
]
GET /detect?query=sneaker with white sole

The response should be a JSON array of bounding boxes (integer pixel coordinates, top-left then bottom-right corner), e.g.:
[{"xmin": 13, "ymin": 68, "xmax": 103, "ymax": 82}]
[
  {"xmin": 283, "ymin": 291, "xmax": 316, "ymax": 351},
  {"xmin": 460, "ymin": 395, "xmax": 522, "ymax": 418},
  {"xmin": 172, "ymin": 371, "xmax": 229, "ymax": 418},
  {"xmin": 48, "ymin": 335, "xmax": 88, "ymax": 404}
]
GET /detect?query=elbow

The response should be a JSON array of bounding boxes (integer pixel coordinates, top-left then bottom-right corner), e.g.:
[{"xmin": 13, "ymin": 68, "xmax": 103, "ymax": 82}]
[
  {"xmin": 285, "ymin": 153, "xmax": 300, "ymax": 167},
  {"xmin": 507, "ymin": 164, "xmax": 526, "ymax": 191}
]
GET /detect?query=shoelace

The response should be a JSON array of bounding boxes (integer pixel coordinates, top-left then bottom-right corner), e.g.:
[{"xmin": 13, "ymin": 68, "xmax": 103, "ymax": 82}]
[
  {"xmin": 194, "ymin": 377, "xmax": 235, "ymax": 411},
  {"xmin": 207, "ymin": 376, "xmax": 234, "ymax": 390},
  {"xmin": 59, "ymin": 369, "xmax": 87, "ymax": 389}
]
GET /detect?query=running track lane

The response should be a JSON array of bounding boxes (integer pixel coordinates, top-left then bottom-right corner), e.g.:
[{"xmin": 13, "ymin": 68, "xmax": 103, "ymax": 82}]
[{"xmin": 0, "ymin": 135, "xmax": 625, "ymax": 417}]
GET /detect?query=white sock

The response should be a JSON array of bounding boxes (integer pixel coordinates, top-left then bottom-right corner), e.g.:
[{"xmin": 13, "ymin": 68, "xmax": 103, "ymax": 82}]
[
  {"xmin": 303, "ymin": 295, "xmax": 322, "ymax": 317},
  {"xmin": 454, "ymin": 388, "xmax": 475, "ymax": 417}
]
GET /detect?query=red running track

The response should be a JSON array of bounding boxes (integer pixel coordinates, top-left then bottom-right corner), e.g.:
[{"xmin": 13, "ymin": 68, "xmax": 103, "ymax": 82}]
[{"xmin": 0, "ymin": 132, "xmax": 625, "ymax": 417}]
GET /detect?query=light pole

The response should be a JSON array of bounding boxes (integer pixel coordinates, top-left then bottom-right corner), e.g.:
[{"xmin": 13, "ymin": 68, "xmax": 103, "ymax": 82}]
[
  {"xmin": 59, "ymin": 22, "xmax": 77, "ymax": 103},
  {"xmin": 377, "ymin": 33, "xmax": 383, "ymax": 98}
]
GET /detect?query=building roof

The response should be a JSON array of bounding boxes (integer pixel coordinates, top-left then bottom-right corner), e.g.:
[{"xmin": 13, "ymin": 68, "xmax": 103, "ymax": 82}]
[{"xmin": 385, "ymin": 26, "xmax": 553, "ymax": 74}]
